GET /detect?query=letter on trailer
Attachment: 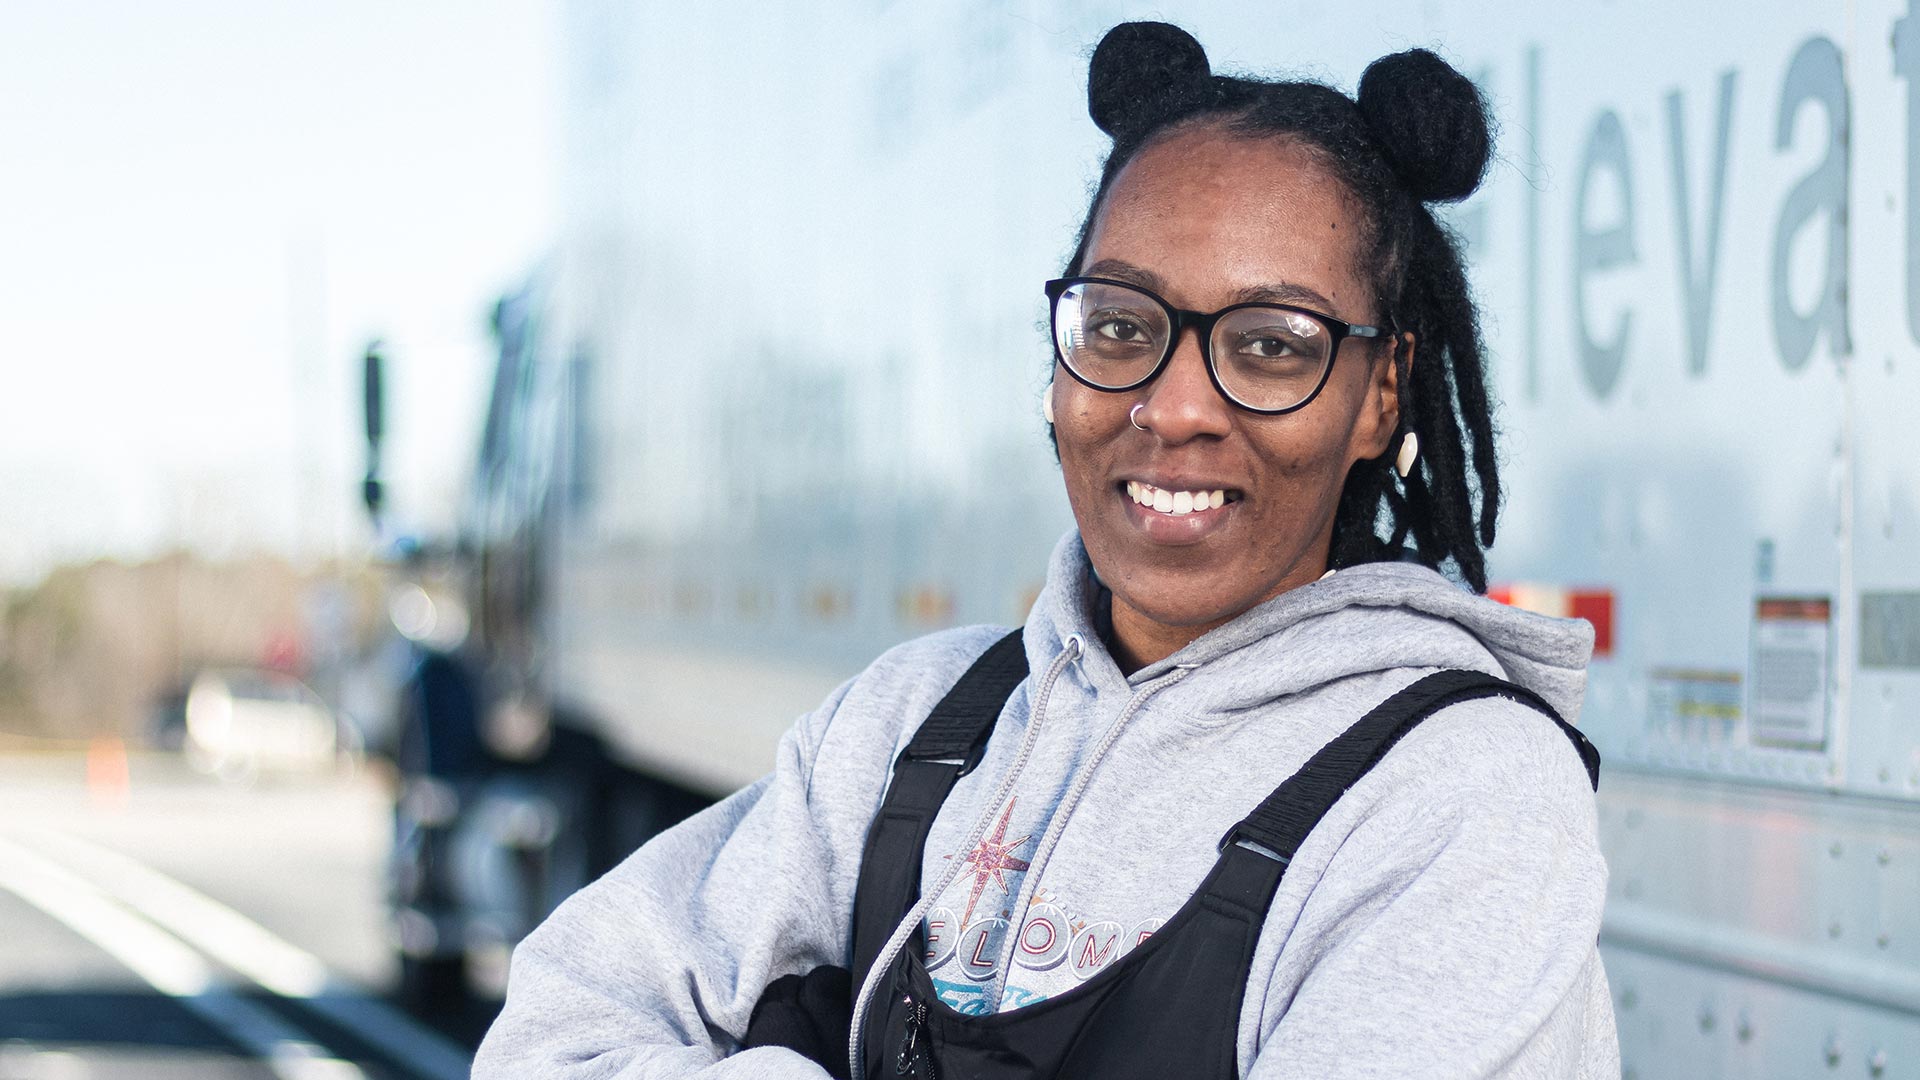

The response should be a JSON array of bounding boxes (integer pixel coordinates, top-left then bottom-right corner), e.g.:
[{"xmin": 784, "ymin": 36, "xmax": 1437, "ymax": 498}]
[
  {"xmin": 1573, "ymin": 109, "xmax": 1636, "ymax": 399},
  {"xmin": 1895, "ymin": 0, "xmax": 1920, "ymax": 344},
  {"xmin": 1771, "ymin": 36, "xmax": 1851, "ymax": 370},
  {"xmin": 1665, "ymin": 72, "xmax": 1739, "ymax": 376}
]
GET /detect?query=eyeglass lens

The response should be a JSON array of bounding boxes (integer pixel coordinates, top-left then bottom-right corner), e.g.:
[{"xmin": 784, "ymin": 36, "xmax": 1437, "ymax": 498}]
[{"xmin": 1053, "ymin": 280, "xmax": 1335, "ymax": 412}]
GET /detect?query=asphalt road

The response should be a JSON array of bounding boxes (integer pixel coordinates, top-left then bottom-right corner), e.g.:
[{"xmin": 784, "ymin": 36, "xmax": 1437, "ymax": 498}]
[{"xmin": 0, "ymin": 750, "xmax": 489, "ymax": 1080}]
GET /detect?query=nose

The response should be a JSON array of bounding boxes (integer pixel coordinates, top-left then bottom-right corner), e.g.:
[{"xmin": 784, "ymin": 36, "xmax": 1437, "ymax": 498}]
[{"xmin": 1133, "ymin": 327, "xmax": 1233, "ymax": 443}]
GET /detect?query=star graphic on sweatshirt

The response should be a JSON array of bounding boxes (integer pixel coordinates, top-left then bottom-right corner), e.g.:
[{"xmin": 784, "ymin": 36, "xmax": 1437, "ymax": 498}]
[{"xmin": 947, "ymin": 797, "xmax": 1031, "ymax": 928}]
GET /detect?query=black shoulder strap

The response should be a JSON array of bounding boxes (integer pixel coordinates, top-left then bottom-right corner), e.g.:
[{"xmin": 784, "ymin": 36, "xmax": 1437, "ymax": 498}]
[
  {"xmin": 849, "ymin": 630, "xmax": 1028, "ymax": 987},
  {"xmin": 1220, "ymin": 669, "xmax": 1601, "ymax": 864},
  {"xmin": 899, "ymin": 629, "xmax": 1030, "ymax": 767}
]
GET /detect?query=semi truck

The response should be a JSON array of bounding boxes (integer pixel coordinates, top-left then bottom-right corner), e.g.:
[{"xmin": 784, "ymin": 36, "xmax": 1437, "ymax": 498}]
[{"xmin": 379, "ymin": 3, "xmax": 1920, "ymax": 1075}]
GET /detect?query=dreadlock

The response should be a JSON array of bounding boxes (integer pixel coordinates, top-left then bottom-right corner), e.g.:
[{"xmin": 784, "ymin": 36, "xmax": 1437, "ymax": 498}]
[{"xmin": 1061, "ymin": 23, "xmax": 1503, "ymax": 592}]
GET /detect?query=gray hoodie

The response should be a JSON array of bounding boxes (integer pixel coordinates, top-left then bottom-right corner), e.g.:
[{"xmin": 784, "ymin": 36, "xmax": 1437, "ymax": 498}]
[{"xmin": 474, "ymin": 533, "xmax": 1618, "ymax": 1079}]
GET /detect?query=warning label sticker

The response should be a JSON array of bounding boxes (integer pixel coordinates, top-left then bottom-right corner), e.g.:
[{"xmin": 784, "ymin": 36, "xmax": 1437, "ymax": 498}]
[
  {"xmin": 1750, "ymin": 597, "xmax": 1832, "ymax": 750},
  {"xmin": 1648, "ymin": 668, "xmax": 1743, "ymax": 745}
]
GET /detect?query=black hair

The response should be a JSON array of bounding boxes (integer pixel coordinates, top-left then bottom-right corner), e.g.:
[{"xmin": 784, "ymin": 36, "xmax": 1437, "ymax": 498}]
[{"xmin": 1065, "ymin": 22, "xmax": 1502, "ymax": 593}]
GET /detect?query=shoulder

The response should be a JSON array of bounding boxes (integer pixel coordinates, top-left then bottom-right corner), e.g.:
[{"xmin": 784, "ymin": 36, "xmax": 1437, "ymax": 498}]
[
  {"xmin": 1358, "ymin": 676, "xmax": 1600, "ymax": 833},
  {"xmin": 803, "ymin": 623, "xmax": 1018, "ymax": 767},
  {"xmin": 847, "ymin": 623, "xmax": 1018, "ymax": 704},
  {"xmin": 835, "ymin": 624, "xmax": 1017, "ymax": 727},
  {"xmin": 1275, "ymin": 674, "xmax": 1608, "ymax": 928}
]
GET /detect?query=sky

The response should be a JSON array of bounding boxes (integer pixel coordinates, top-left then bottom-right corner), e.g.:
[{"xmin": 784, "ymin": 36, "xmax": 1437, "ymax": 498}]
[{"xmin": 0, "ymin": 1, "xmax": 557, "ymax": 584}]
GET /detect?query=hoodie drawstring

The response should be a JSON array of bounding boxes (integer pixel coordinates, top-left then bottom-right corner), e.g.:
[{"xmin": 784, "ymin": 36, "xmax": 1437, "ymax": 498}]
[
  {"xmin": 846, "ymin": 636, "xmax": 1084, "ymax": 1080},
  {"xmin": 980, "ymin": 663, "xmax": 1193, "ymax": 1010}
]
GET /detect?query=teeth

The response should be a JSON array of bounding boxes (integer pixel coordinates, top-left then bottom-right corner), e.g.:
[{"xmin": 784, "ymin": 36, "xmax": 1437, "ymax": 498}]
[{"xmin": 1128, "ymin": 483, "xmax": 1233, "ymax": 515}]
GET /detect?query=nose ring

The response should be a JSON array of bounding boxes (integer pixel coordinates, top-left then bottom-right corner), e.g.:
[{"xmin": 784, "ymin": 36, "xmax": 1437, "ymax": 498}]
[{"xmin": 1129, "ymin": 403, "xmax": 1148, "ymax": 431}]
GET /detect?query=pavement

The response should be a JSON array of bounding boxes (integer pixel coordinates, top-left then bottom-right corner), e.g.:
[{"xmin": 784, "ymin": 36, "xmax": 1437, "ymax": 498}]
[{"xmin": 0, "ymin": 749, "xmax": 491, "ymax": 1080}]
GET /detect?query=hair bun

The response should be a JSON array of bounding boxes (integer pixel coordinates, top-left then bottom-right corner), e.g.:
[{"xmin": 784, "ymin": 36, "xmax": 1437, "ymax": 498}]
[
  {"xmin": 1356, "ymin": 49, "xmax": 1492, "ymax": 203},
  {"xmin": 1087, "ymin": 22, "xmax": 1212, "ymax": 139}
]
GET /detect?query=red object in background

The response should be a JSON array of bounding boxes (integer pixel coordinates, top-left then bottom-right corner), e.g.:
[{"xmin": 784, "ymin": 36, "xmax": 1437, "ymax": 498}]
[
  {"xmin": 1487, "ymin": 584, "xmax": 1616, "ymax": 658},
  {"xmin": 1568, "ymin": 591, "xmax": 1614, "ymax": 658},
  {"xmin": 262, "ymin": 631, "xmax": 306, "ymax": 674}
]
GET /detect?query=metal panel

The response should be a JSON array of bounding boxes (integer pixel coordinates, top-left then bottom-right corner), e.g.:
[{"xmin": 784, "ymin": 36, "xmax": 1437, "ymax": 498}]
[
  {"xmin": 1607, "ymin": 947, "xmax": 1920, "ymax": 1080},
  {"xmin": 1845, "ymin": 0, "xmax": 1920, "ymax": 802}
]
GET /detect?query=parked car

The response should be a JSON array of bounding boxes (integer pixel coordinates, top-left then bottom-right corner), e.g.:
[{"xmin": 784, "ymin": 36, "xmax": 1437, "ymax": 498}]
[{"xmin": 183, "ymin": 668, "xmax": 343, "ymax": 780}]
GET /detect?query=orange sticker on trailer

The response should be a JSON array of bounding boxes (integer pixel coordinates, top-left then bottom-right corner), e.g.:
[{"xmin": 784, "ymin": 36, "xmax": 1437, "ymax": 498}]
[{"xmin": 1755, "ymin": 597, "xmax": 1831, "ymax": 622}]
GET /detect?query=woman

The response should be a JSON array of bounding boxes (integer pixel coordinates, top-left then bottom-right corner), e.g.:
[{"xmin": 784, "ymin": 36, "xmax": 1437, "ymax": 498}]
[{"xmin": 474, "ymin": 21, "xmax": 1615, "ymax": 1079}]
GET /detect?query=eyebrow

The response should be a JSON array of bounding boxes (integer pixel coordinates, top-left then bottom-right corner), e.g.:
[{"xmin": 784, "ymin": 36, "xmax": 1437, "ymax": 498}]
[{"xmin": 1079, "ymin": 258, "xmax": 1339, "ymax": 313}]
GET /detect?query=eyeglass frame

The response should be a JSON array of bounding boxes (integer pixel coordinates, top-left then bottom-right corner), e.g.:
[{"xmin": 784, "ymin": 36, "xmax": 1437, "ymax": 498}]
[{"xmin": 1043, "ymin": 275, "xmax": 1393, "ymax": 416}]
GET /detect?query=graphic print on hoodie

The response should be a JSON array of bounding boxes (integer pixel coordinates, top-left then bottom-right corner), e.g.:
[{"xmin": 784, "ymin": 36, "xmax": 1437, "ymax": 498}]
[
  {"xmin": 925, "ymin": 795, "xmax": 1027, "ymax": 1010},
  {"xmin": 925, "ymin": 793, "xmax": 1175, "ymax": 1013}
]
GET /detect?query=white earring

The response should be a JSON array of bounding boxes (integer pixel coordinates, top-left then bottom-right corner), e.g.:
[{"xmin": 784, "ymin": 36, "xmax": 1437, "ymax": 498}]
[
  {"xmin": 1041, "ymin": 384, "xmax": 1055, "ymax": 425},
  {"xmin": 1395, "ymin": 431, "xmax": 1420, "ymax": 478}
]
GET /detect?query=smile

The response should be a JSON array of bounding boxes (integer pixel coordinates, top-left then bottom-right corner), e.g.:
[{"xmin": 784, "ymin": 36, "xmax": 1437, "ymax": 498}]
[{"xmin": 1124, "ymin": 481, "xmax": 1240, "ymax": 516}]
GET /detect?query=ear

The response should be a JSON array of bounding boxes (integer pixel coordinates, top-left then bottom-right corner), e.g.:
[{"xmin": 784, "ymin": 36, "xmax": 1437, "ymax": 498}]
[{"xmin": 1351, "ymin": 331, "xmax": 1415, "ymax": 463}]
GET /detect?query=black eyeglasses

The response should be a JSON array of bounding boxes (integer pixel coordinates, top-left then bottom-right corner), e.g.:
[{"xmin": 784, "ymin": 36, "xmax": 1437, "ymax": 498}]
[{"xmin": 1044, "ymin": 276, "xmax": 1389, "ymax": 415}]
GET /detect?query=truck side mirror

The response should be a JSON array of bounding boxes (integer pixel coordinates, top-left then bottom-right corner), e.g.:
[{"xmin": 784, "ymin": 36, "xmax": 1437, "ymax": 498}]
[{"xmin": 363, "ymin": 340, "xmax": 386, "ymax": 519}]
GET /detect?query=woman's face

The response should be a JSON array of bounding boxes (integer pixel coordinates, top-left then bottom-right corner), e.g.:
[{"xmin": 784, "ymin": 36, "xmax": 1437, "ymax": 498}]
[{"xmin": 1052, "ymin": 125, "xmax": 1404, "ymax": 665}]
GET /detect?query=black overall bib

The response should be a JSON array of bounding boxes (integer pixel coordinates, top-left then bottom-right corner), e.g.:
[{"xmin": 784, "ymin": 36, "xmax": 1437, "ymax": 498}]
[{"xmin": 849, "ymin": 631, "xmax": 1601, "ymax": 1080}]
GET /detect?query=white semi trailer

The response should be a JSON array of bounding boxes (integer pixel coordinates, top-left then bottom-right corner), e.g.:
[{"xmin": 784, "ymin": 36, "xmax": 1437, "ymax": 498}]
[{"xmin": 424, "ymin": 2, "xmax": 1920, "ymax": 1075}]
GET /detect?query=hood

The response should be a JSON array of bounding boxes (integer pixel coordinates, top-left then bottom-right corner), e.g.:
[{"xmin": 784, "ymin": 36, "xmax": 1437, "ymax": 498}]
[{"xmin": 1024, "ymin": 532, "xmax": 1595, "ymax": 724}]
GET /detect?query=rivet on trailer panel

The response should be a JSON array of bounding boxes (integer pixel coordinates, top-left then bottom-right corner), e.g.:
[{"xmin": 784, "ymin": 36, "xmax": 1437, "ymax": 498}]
[
  {"xmin": 1825, "ymin": 1030, "xmax": 1843, "ymax": 1068},
  {"xmin": 1868, "ymin": 1046, "xmax": 1888, "ymax": 1077},
  {"xmin": 1876, "ymin": 933, "xmax": 1891, "ymax": 949},
  {"xmin": 1697, "ymin": 1003, "xmax": 1716, "ymax": 1033},
  {"xmin": 1736, "ymin": 1010, "xmax": 1753, "ymax": 1043},
  {"xmin": 1831, "ymin": 840, "xmax": 1845, "ymax": 858},
  {"xmin": 1830, "ymin": 920, "xmax": 1844, "ymax": 939},
  {"xmin": 1877, "ymin": 847, "xmax": 1891, "ymax": 866}
]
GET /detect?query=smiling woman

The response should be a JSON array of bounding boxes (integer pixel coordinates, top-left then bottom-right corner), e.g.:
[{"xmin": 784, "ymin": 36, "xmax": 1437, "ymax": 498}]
[
  {"xmin": 474, "ymin": 20, "xmax": 1613, "ymax": 1080},
  {"xmin": 1051, "ymin": 128, "xmax": 1406, "ymax": 669}
]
